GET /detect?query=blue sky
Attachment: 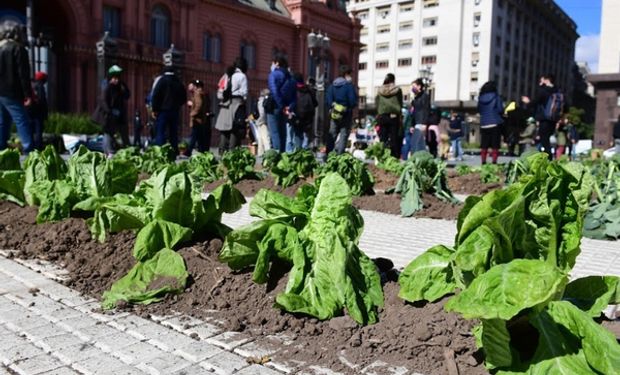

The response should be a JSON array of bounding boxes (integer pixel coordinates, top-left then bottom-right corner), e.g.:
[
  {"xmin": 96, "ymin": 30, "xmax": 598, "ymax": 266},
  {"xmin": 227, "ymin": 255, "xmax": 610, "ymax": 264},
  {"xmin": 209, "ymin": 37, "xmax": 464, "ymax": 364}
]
[{"xmin": 555, "ymin": 0, "xmax": 602, "ymax": 72}]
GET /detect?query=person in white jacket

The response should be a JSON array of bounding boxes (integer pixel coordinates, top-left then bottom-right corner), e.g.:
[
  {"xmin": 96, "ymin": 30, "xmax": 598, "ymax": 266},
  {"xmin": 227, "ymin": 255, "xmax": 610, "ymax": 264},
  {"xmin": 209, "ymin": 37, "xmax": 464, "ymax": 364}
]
[{"xmin": 254, "ymin": 88, "xmax": 272, "ymax": 156}]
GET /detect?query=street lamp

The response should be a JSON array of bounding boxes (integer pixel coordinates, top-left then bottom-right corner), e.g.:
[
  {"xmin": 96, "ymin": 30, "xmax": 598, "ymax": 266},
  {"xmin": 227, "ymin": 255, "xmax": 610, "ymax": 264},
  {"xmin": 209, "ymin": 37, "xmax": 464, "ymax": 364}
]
[
  {"xmin": 418, "ymin": 65, "xmax": 435, "ymax": 103},
  {"xmin": 307, "ymin": 30, "xmax": 330, "ymax": 150},
  {"xmin": 96, "ymin": 32, "xmax": 118, "ymax": 92}
]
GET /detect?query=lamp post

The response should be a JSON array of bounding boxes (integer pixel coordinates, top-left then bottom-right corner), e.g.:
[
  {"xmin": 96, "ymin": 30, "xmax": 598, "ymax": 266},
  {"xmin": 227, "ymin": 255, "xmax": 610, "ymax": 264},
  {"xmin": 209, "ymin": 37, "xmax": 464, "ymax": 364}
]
[
  {"xmin": 307, "ymin": 30, "xmax": 330, "ymax": 150},
  {"xmin": 418, "ymin": 65, "xmax": 434, "ymax": 103},
  {"xmin": 96, "ymin": 32, "xmax": 118, "ymax": 92}
]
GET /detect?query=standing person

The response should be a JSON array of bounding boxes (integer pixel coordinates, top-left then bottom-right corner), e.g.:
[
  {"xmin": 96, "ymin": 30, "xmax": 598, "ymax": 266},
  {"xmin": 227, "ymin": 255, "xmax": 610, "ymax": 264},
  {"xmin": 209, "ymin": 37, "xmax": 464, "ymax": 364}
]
[
  {"xmin": 216, "ymin": 58, "xmax": 248, "ymax": 153},
  {"xmin": 503, "ymin": 99, "xmax": 527, "ymax": 156},
  {"xmin": 426, "ymin": 107, "xmax": 440, "ymax": 158},
  {"xmin": 95, "ymin": 65, "xmax": 130, "ymax": 156},
  {"xmin": 555, "ymin": 115, "xmax": 568, "ymax": 159},
  {"xmin": 402, "ymin": 78, "xmax": 430, "ymax": 160},
  {"xmin": 151, "ymin": 66, "xmax": 186, "ymax": 155},
  {"xmin": 0, "ymin": 20, "xmax": 33, "ymax": 153},
  {"xmin": 522, "ymin": 74, "xmax": 561, "ymax": 160},
  {"xmin": 132, "ymin": 109, "xmax": 142, "ymax": 148},
  {"xmin": 326, "ymin": 65, "xmax": 357, "ymax": 154},
  {"xmin": 477, "ymin": 81, "xmax": 504, "ymax": 164},
  {"xmin": 290, "ymin": 73, "xmax": 317, "ymax": 151},
  {"xmin": 519, "ymin": 117, "xmax": 537, "ymax": 155},
  {"xmin": 374, "ymin": 73, "xmax": 403, "ymax": 158},
  {"xmin": 266, "ymin": 55, "xmax": 296, "ymax": 152},
  {"xmin": 566, "ymin": 120, "xmax": 579, "ymax": 160},
  {"xmin": 613, "ymin": 115, "xmax": 620, "ymax": 155},
  {"xmin": 187, "ymin": 80, "xmax": 210, "ymax": 155},
  {"xmin": 254, "ymin": 88, "xmax": 272, "ymax": 156},
  {"xmin": 29, "ymin": 71, "xmax": 48, "ymax": 150},
  {"xmin": 448, "ymin": 110, "xmax": 464, "ymax": 161}
]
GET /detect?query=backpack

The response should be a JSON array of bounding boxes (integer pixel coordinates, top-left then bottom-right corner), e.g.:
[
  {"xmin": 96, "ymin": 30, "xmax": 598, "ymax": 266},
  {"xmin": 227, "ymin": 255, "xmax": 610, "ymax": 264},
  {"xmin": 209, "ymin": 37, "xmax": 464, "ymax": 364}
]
[
  {"xmin": 330, "ymin": 102, "xmax": 347, "ymax": 122},
  {"xmin": 296, "ymin": 89, "xmax": 316, "ymax": 122},
  {"xmin": 378, "ymin": 95, "xmax": 401, "ymax": 115},
  {"xmin": 543, "ymin": 91, "xmax": 564, "ymax": 122}
]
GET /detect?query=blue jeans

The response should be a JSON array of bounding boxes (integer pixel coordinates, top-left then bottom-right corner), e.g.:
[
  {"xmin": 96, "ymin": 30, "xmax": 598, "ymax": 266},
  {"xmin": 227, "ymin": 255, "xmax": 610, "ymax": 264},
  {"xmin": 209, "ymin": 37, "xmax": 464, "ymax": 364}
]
[
  {"xmin": 401, "ymin": 126, "xmax": 426, "ymax": 160},
  {"xmin": 267, "ymin": 111, "xmax": 286, "ymax": 152},
  {"xmin": 327, "ymin": 112, "xmax": 352, "ymax": 154},
  {"xmin": 0, "ymin": 96, "xmax": 33, "ymax": 153},
  {"xmin": 155, "ymin": 109, "xmax": 180, "ymax": 154},
  {"xmin": 451, "ymin": 138, "xmax": 462, "ymax": 160},
  {"xmin": 286, "ymin": 123, "xmax": 304, "ymax": 152}
]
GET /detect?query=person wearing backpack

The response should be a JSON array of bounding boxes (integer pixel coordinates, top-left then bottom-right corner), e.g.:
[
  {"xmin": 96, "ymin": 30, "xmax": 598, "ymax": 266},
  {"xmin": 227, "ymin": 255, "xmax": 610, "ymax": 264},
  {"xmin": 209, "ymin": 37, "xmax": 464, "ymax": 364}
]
[
  {"xmin": 375, "ymin": 73, "xmax": 403, "ymax": 158},
  {"xmin": 522, "ymin": 73, "xmax": 561, "ymax": 160},
  {"xmin": 566, "ymin": 119, "xmax": 579, "ymax": 160},
  {"xmin": 477, "ymin": 81, "xmax": 504, "ymax": 164},
  {"xmin": 267, "ymin": 55, "xmax": 296, "ymax": 152},
  {"xmin": 289, "ymin": 73, "xmax": 317, "ymax": 151},
  {"xmin": 326, "ymin": 65, "xmax": 358, "ymax": 154},
  {"xmin": 215, "ymin": 58, "xmax": 248, "ymax": 154}
]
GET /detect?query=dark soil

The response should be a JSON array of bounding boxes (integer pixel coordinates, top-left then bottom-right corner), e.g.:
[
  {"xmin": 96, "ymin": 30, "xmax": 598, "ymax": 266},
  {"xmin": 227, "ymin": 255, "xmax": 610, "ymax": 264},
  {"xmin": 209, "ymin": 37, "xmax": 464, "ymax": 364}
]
[
  {"xmin": 447, "ymin": 171, "xmax": 503, "ymax": 196},
  {"xmin": 0, "ymin": 201, "xmax": 486, "ymax": 374},
  {"xmin": 367, "ymin": 164, "xmax": 400, "ymax": 192},
  {"xmin": 204, "ymin": 174, "xmax": 310, "ymax": 198},
  {"xmin": 353, "ymin": 193, "xmax": 462, "ymax": 220}
]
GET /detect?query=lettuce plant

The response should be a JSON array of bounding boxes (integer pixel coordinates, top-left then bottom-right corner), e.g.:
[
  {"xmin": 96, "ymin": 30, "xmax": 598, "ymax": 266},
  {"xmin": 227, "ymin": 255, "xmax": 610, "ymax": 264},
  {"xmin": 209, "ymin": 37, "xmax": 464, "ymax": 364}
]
[
  {"xmin": 0, "ymin": 148, "xmax": 25, "ymax": 205},
  {"xmin": 317, "ymin": 152, "xmax": 374, "ymax": 196},
  {"xmin": 262, "ymin": 149, "xmax": 318, "ymax": 188},
  {"xmin": 219, "ymin": 173, "xmax": 383, "ymax": 324},
  {"xmin": 399, "ymin": 153, "xmax": 620, "ymax": 373},
  {"xmin": 23, "ymin": 145, "xmax": 67, "ymax": 205},
  {"xmin": 584, "ymin": 156, "xmax": 620, "ymax": 240},
  {"xmin": 221, "ymin": 148, "xmax": 262, "ymax": 184}
]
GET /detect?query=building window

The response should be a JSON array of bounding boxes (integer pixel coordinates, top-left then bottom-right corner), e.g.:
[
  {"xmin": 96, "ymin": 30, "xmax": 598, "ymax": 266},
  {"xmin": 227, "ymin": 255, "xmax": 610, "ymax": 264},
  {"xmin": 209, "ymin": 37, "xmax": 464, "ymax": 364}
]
[
  {"xmin": 203, "ymin": 33, "xmax": 221, "ymax": 63},
  {"xmin": 240, "ymin": 41, "xmax": 256, "ymax": 70},
  {"xmin": 399, "ymin": 21, "xmax": 413, "ymax": 31},
  {"xmin": 423, "ymin": 17, "xmax": 438, "ymax": 27},
  {"xmin": 423, "ymin": 0, "xmax": 439, "ymax": 8},
  {"xmin": 423, "ymin": 37, "xmax": 438, "ymax": 46},
  {"xmin": 398, "ymin": 58, "xmax": 412, "ymax": 67},
  {"xmin": 495, "ymin": 55, "xmax": 500, "ymax": 66},
  {"xmin": 360, "ymin": 27, "xmax": 368, "ymax": 36},
  {"xmin": 471, "ymin": 51, "xmax": 479, "ymax": 66},
  {"xmin": 358, "ymin": 11, "xmax": 368, "ymax": 20},
  {"xmin": 360, "ymin": 46, "xmax": 368, "ymax": 54},
  {"xmin": 497, "ymin": 16, "xmax": 503, "ymax": 28},
  {"xmin": 473, "ymin": 12, "xmax": 481, "ymax": 27},
  {"xmin": 359, "ymin": 62, "xmax": 367, "ymax": 70},
  {"xmin": 151, "ymin": 5, "xmax": 170, "ymax": 48},
  {"xmin": 496, "ymin": 35, "xmax": 501, "ymax": 47},
  {"xmin": 103, "ymin": 6, "xmax": 121, "ymax": 38},
  {"xmin": 421, "ymin": 55, "xmax": 436, "ymax": 64},
  {"xmin": 472, "ymin": 33, "xmax": 480, "ymax": 47},
  {"xmin": 398, "ymin": 39, "xmax": 413, "ymax": 49},
  {"xmin": 471, "ymin": 71, "xmax": 479, "ymax": 82},
  {"xmin": 400, "ymin": 2, "xmax": 414, "ymax": 12},
  {"xmin": 377, "ymin": 25, "xmax": 391, "ymax": 34},
  {"xmin": 376, "ymin": 42, "xmax": 389, "ymax": 52},
  {"xmin": 378, "ymin": 6, "xmax": 390, "ymax": 18},
  {"xmin": 376, "ymin": 60, "xmax": 389, "ymax": 69}
]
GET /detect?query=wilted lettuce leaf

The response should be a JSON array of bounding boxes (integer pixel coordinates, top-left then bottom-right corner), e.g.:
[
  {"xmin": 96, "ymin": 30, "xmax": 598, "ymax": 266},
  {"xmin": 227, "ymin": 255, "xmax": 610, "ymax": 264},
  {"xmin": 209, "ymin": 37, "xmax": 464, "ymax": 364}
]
[{"xmin": 133, "ymin": 220, "xmax": 192, "ymax": 262}]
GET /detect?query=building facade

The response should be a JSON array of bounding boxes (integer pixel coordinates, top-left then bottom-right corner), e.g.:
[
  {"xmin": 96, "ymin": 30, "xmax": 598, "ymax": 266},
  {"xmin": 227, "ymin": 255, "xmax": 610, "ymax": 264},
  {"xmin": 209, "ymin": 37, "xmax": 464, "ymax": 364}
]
[
  {"xmin": 348, "ymin": 0, "xmax": 577, "ymax": 111},
  {"xmin": 0, "ymin": 0, "xmax": 360, "ymax": 136},
  {"xmin": 589, "ymin": 0, "xmax": 620, "ymax": 148}
]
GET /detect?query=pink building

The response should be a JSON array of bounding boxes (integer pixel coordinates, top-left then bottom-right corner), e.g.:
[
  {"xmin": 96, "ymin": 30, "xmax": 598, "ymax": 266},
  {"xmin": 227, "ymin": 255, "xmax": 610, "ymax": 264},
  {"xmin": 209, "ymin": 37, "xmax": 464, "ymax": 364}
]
[{"xmin": 1, "ymin": 0, "xmax": 361, "ymax": 135}]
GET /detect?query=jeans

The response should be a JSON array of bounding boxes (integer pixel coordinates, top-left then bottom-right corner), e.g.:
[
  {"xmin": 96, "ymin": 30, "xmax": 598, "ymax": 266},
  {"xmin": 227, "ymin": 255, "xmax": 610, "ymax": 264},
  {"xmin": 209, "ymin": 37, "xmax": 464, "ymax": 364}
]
[
  {"xmin": 286, "ymin": 123, "xmax": 304, "ymax": 152},
  {"xmin": 0, "ymin": 96, "xmax": 33, "ymax": 153},
  {"xmin": 451, "ymin": 138, "xmax": 462, "ymax": 160},
  {"xmin": 31, "ymin": 116, "xmax": 44, "ymax": 151},
  {"xmin": 155, "ymin": 109, "xmax": 180, "ymax": 154},
  {"xmin": 267, "ymin": 111, "xmax": 286, "ymax": 152},
  {"xmin": 538, "ymin": 120, "xmax": 554, "ymax": 160},
  {"xmin": 188, "ymin": 123, "xmax": 210, "ymax": 155},
  {"xmin": 327, "ymin": 112, "xmax": 352, "ymax": 154},
  {"xmin": 401, "ymin": 125, "xmax": 426, "ymax": 160},
  {"xmin": 615, "ymin": 139, "xmax": 620, "ymax": 155}
]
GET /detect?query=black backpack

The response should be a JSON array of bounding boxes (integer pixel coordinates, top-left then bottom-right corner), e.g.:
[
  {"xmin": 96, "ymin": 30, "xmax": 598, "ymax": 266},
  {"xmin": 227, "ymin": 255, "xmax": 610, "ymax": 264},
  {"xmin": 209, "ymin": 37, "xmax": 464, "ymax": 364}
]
[{"xmin": 296, "ymin": 89, "xmax": 316, "ymax": 122}]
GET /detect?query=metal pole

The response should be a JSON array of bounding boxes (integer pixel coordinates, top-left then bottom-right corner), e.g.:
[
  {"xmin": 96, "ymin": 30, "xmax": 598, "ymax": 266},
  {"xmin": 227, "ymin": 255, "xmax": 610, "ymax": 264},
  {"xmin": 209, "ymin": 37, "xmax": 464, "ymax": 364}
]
[
  {"xmin": 26, "ymin": 0, "xmax": 34, "ymax": 77},
  {"xmin": 316, "ymin": 55, "xmax": 325, "ymax": 150}
]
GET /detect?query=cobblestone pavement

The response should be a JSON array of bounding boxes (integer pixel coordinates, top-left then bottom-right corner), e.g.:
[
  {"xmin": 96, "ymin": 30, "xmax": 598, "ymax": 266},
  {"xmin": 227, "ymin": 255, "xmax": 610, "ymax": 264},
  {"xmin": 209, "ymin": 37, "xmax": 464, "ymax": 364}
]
[{"xmin": 0, "ymin": 200, "xmax": 617, "ymax": 374}]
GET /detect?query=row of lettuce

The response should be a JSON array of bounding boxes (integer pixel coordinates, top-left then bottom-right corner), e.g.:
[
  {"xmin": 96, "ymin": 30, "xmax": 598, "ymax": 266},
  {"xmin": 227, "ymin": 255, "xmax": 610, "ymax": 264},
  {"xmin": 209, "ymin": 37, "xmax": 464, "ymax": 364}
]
[{"xmin": 0, "ymin": 146, "xmax": 618, "ymax": 373}]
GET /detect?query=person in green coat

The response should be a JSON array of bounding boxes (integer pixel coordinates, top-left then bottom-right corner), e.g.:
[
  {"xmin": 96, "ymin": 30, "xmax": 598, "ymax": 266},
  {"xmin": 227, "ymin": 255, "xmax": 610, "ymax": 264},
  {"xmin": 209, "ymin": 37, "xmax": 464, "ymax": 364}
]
[{"xmin": 375, "ymin": 73, "xmax": 403, "ymax": 158}]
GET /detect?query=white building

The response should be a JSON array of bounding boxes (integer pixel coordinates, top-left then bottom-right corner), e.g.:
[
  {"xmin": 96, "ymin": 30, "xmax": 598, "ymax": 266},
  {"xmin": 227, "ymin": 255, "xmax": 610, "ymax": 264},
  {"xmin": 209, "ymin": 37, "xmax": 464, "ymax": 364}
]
[
  {"xmin": 598, "ymin": 0, "xmax": 620, "ymax": 74},
  {"xmin": 348, "ymin": 0, "xmax": 578, "ymax": 110}
]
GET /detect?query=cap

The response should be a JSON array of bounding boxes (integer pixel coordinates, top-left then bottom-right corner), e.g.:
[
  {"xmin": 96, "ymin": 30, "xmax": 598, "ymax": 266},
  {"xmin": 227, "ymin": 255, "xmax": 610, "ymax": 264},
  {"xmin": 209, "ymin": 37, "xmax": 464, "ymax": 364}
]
[
  {"xmin": 108, "ymin": 65, "xmax": 123, "ymax": 76},
  {"xmin": 34, "ymin": 71, "xmax": 48, "ymax": 81},
  {"xmin": 192, "ymin": 79, "xmax": 204, "ymax": 88},
  {"xmin": 527, "ymin": 117, "xmax": 536, "ymax": 124}
]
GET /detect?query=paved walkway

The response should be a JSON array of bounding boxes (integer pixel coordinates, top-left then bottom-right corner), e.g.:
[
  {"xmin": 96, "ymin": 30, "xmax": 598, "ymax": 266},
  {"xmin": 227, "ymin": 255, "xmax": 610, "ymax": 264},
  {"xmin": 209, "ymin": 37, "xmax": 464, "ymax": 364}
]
[{"xmin": 0, "ymin": 200, "xmax": 617, "ymax": 374}]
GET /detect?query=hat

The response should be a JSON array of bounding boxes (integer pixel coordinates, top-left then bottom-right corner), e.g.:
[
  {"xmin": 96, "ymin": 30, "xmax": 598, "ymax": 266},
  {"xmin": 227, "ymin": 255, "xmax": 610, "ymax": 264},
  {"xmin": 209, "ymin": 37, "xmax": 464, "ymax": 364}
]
[
  {"xmin": 527, "ymin": 117, "xmax": 536, "ymax": 124},
  {"xmin": 108, "ymin": 65, "xmax": 123, "ymax": 76},
  {"xmin": 192, "ymin": 79, "xmax": 204, "ymax": 88},
  {"xmin": 34, "ymin": 71, "xmax": 47, "ymax": 81}
]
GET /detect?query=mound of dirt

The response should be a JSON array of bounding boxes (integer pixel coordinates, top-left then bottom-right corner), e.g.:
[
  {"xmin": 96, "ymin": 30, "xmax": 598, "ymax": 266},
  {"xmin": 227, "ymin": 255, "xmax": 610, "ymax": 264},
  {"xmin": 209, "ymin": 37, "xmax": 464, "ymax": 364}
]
[
  {"xmin": 204, "ymin": 174, "xmax": 311, "ymax": 198},
  {"xmin": 447, "ymin": 171, "xmax": 503, "ymax": 196},
  {"xmin": 367, "ymin": 164, "xmax": 400, "ymax": 192},
  {"xmin": 353, "ymin": 193, "xmax": 461, "ymax": 220}
]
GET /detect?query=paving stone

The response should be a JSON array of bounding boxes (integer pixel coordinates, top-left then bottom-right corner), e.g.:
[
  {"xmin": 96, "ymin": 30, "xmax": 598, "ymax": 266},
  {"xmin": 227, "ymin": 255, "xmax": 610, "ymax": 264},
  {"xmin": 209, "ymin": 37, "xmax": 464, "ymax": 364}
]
[
  {"xmin": 108, "ymin": 314, "xmax": 150, "ymax": 332},
  {"xmin": 0, "ymin": 296, "xmax": 22, "ymax": 312},
  {"xmin": 39, "ymin": 306, "xmax": 84, "ymax": 323},
  {"xmin": 9, "ymin": 353, "xmax": 64, "ymax": 374},
  {"xmin": 73, "ymin": 322, "xmax": 120, "ymax": 342},
  {"xmin": 23, "ymin": 322, "xmax": 70, "ymax": 341},
  {"xmin": 108, "ymin": 366, "xmax": 148, "ymax": 375},
  {"xmin": 37, "ymin": 332, "xmax": 86, "ymax": 352},
  {"xmin": 136, "ymin": 353, "xmax": 192, "ymax": 375},
  {"xmin": 149, "ymin": 313, "xmax": 180, "ymax": 323},
  {"xmin": 161, "ymin": 315, "xmax": 204, "ymax": 332},
  {"xmin": 199, "ymin": 351, "xmax": 249, "ymax": 375},
  {"xmin": 206, "ymin": 331, "xmax": 254, "ymax": 351},
  {"xmin": 173, "ymin": 341, "xmax": 223, "ymax": 362},
  {"xmin": 0, "ymin": 342, "xmax": 46, "ymax": 366},
  {"xmin": 130, "ymin": 324, "xmax": 196, "ymax": 352},
  {"xmin": 52, "ymin": 343, "xmax": 105, "ymax": 365},
  {"xmin": 236, "ymin": 364, "xmax": 282, "ymax": 375},
  {"xmin": 92, "ymin": 332, "xmax": 141, "ymax": 353},
  {"xmin": 5, "ymin": 313, "xmax": 51, "ymax": 331},
  {"xmin": 39, "ymin": 366, "xmax": 81, "ymax": 375},
  {"xmin": 182, "ymin": 322, "xmax": 222, "ymax": 340},
  {"xmin": 297, "ymin": 366, "xmax": 344, "ymax": 375},
  {"xmin": 265, "ymin": 359, "xmax": 306, "ymax": 374},
  {"xmin": 73, "ymin": 301, "xmax": 100, "ymax": 315},
  {"xmin": 234, "ymin": 340, "xmax": 280, "ymax": 359},
  {"xmin": 73, "ymin": 353, "xmax": 129, "ymax": 375},
  {"xmin": 0, "ymin": 305, "xmax": 32, "ymax": 325},
  {"xmin": 58, "ymin": 296, "xmax": 98, "ymax": 309},
  {"xmin": 56, "ymin": 315, "xmax": 100, "ymax": 333},
  {"xmin": 27, "ymin": 295, "xmax": 68, "ymax": 316},
  {"xmin": 170, "ymin": 364, "xmax": 214, "ymax": 374},
  {"xmin": 110, "ymin": 341, "xmax": 164, "ymax": 365}
]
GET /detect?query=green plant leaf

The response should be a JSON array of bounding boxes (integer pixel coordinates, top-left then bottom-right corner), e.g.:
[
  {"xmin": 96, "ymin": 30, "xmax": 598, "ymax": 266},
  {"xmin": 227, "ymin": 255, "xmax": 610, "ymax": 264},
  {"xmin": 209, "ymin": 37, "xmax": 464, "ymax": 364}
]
[
  {"xmin": 398, "ymin": 245, "xmax": 456, "ymax": 302},
  {"xmin": 480, "ymin": 319, "xmax": 513, "ymax": 370},
  {"xmin": 133, "ymin": 220, "xmax": 192, "ymax": 262},
  {"xmin": 563, "ymin": 276, "xmax": 620, "ymax": 317}
]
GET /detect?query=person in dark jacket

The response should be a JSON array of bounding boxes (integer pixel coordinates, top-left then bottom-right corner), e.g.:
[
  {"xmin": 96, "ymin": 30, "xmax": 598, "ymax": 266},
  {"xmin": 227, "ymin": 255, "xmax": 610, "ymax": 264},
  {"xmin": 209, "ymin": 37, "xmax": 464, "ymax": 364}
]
[
  {"xmin": 402, "ymin": 78, "xmax": 430, "ymax": 160},
  {"xmin": 477, "ymin": 81, "xmax": 504, "ymax": 164},
  {"xmin": 29, "ymin": 71, "xmax": 48, "ymax": 151},
  {"xmin": 187, "ymin": 80, "xmax": 211, "ymax": 155},
  {"xmin": 326, "ymin": 65, "xmax": 357, "ymax": 154},
  {"xmin": 97, "ymin": 65, "xmax": 130, "ymax": 156},
  {"xmin": 0, "ymin": 20, "xmax": 33, "ymax": 153},
  {"xmin": 503, "ymin": 99, "xmax": 527, "ymax": 156},
  {"xmin": 614, "ymin": 115, "xmax": 620, "ymax": 155},
  {"xmin": 151, "ymin": 66, "xmax": 186, "ymax": 155},
  {"xmin": 447, "ymin": 110, "xmax": 464, "ymax": 161},
  {"xmin": 522, "ymin": 73, "xmax": 557, "ymax": 159},
  {"xmin": 375, "ymin": 73, "xmax": 403, "ymax": 158},
  {"xmin": 426, "ymin": 107, "xmax": 441, "ymax": 158},
  {"xmin": 289, "ymin": 73, "xmax": 317, "ymax": 151},
  {"xmin": 267, "ymin": 55, "xmax": 296, "ymax": 152}
]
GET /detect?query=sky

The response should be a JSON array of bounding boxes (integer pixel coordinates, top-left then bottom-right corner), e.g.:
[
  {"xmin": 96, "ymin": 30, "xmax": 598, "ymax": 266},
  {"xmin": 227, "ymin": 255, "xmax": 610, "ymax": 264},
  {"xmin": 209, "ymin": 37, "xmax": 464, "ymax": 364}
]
[{"xmin": 554, "ymin": 0, "xmax": 602, "ymax": 72}]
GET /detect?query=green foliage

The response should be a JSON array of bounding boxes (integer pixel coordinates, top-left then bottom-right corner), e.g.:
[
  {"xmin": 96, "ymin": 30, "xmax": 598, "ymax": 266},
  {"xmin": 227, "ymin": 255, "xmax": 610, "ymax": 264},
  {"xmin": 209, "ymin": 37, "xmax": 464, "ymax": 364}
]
[
  {"xmin": 365, "ymin": 142, "xmax": 404, "ymax": 176},
  {"xmin": 566, "ymin": 106, "xmax": 593, "ymax": 140},
  {"xmin": 0, "ymin": 148, "xmax": 25, "ymax": 205},
  {"xmin": 23, "ymin": 146, "xmax": 67, "ymax": 205},
  {"xmin": 263, "ymin": 149, "xmax": 318, "ymax": 188},
  {"xmin": 317, "ymin": 152, "xmax": 374, "ymax": 196},
  {"xmin": 455, "ymin": 165, "xmax": 474, "ymax": 176},
  {"xmin": 220, "ymin": 173, "xmax": 383, "ymax": 325},
  {"xmin": 221, "ymin": 148, "xmax": 262, "ymax": 184},
  {"xmin": 140, "ymin": 145, "xmax": 176, "ymax": 175},
  {"xmin": 394, "ymin": 151, "xmax": 458, "ymax": 217},
  {"xmin": 479, "ymin": 164, "xmax": 502, "ymax": 183},
  {"xmin": 44, "ymin": 113, "xmax": 101, "ymax": 135},
  {"xmin": 399, "ymin": 152, "xmax": 620, "ymax": 373},
  {"xmin": 583, "ymin": 156, "xmax": 620, "ymax": 240}
]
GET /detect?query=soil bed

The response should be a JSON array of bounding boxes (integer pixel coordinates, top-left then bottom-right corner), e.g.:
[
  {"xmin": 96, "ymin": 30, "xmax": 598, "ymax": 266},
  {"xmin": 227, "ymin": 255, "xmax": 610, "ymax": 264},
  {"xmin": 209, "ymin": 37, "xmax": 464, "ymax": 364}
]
[
  {"xmin": 446, "ymin": 171, "xmax": 503, "ymax": 196},
  {"xmin": 0, "ymin": 201, "xmax": 486, "ymax": 374}
]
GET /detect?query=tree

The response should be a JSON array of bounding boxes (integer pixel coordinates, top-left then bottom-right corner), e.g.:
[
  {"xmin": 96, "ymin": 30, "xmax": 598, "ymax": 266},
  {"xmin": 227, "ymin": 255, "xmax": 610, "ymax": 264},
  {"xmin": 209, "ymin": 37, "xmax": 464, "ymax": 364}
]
[{"xmin": 566, "ymin": 106, "xmax": 593, "ymax": 140}]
